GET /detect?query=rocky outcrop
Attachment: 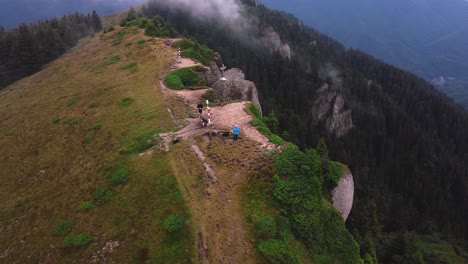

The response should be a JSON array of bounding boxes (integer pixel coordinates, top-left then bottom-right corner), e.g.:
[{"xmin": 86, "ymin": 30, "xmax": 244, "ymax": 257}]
[
  {"xmin": 312, "ymin": 84, "xmax": 353, "ymax": 138},
  {"xmin": 331, "ymin": 169, "xmax": 354, "ymax": 221},
  {"xmin": 260, "ymin": 26, "xmax": 291, "ymax": 59},
  {"xmin": 199, "ymin": 62, "xmax": 262, "ymax": 114}
]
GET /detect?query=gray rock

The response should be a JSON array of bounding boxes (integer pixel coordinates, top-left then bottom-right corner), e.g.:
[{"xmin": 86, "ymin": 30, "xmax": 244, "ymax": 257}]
[
  {"xmin": 199, "ymin": 62, "xmax": 262, "ymax": 115},
  {"xmin": 331, "ymin": 169, "xmax": 354, "ymax": 221},
  {"xmin": 311, "ymin": 84, "xmax": 353, "ymax": 138}
]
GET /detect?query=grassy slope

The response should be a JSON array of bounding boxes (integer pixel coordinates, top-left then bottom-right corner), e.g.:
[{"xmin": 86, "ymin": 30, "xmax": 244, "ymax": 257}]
[{"xmin": 0, "ymin": 27, "xmax": 193, "ymax": 262}]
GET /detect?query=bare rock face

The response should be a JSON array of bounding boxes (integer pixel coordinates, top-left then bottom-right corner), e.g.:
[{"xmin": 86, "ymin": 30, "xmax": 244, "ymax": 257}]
[
  {"xmin": 261, "ymin": 26, "xmax": 292, "ymax": 59},
  {"xmin": 200, "ymin": 62, "xmax": 262, "ymax": 114},
  {"xmin": 312, "ymin": 84, "xmax": 353, "ymax": 138},
  {"xmin": 331, "ymin": 169, "xmax": 354, "ymax": 221}
]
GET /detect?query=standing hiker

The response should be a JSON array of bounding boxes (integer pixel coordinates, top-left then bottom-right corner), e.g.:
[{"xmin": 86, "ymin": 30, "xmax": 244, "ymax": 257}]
[
  {"xmin": 233, "ymin": 125, "xmax": 240, "ymax": 140},
  {"xmin": 197, "ymin": 103, "xmax": 203, "ymax": 117}
]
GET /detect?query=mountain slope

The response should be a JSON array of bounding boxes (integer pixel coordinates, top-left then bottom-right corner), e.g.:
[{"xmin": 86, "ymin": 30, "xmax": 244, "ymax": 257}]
[
  {"xmin": 0, "ymin": 27, "xmax": 194, "ymax": 262},
  {"xmin": 140, "ymin": 0, "xmax": 468, "ymax": 260}
]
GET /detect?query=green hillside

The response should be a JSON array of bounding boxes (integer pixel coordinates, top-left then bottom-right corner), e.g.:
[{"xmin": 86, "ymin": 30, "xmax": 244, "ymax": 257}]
[{"xmin": 0, "ymin": 27, "xmax": 193, "ymax": 263}]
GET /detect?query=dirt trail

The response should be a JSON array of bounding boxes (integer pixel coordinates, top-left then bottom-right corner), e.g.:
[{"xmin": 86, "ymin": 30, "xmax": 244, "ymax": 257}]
[{"xmin": 151, "ymin": 43, "xmax": 275, "ymax": 263}]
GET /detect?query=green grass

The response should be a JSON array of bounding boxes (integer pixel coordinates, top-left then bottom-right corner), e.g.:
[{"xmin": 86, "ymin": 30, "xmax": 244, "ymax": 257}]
[
  {"xmin": 93, "ymin": 188, "xmax": 112, "ymax": 205},
  {"xmin": 62, "ymin": 118, "xmax": 82, "ymax": 125},
  {"xmin": 78, "ymin": 201, "xmax": 92, "ymax": 212},
  {"xmin": 106, "ymin": 55, "xmax": 121, "ymax": 65},
  {"xmin": 4, "ymin": 128, "xmax": 18, "ymax": 136},
  {"xmin": 82, "ymin": 133, "xmax": 94, "ymax": 143},
  {"xmin": 112, "ymin": 40, "xmax": 122, "ymax": 46},
  {"xmin": 163, "ymin": 67, "xmax": 203, "ymax": 90},
  {"xmin": 172, "ymin": 39, "xmax": 215, "ymax": 65},
  {"xmin": 63, "ymin": 232, "xmax": 92, "ymax": 247},
  {"xmin": 269, "ymin": 135, "xmax": 284, "ymax": 145},
  {"xmin": 89, "ymin": 123, "xmax": 102, "ymax": 131},
  {"xmin": 52, "ymin": 118, "xmax": 60, "ymax": 124},
  {"xmin": 106, "ymin": 169, "xmax": 130, "ymax": 185},
  {"xmin": 53, "ymin": 220, "xmax": 73, "ymax": 236},
  {"xmin": 121, "ymin": 62, "xmax": 137, "ymax": 70},
  {"xmin": 137, "ymin": 39, "xmax": 146, "ymax": 45},
  {"xmin": 66, "ymin": 96, "xmax": 81, "ymax": 106},
  {"xmin": 0, "ymin": 27, "xmax": 193, "ymax": 263},
  {"xmin": 119, "ymin": 98, "xmax": 134, "ymax": 107}
]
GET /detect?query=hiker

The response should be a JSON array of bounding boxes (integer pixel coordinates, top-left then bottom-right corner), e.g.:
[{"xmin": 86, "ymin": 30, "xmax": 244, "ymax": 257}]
[
  {"xmin": 233, "ymin": 125, "xmax": 240, "ymax": 140},
  {"xmin": 201, "ymin": 117, "xmax": 209, "ymax": 127},
  {"xmin": 197, "ymin": 103, "xmax": 203, "ymax": 117}
]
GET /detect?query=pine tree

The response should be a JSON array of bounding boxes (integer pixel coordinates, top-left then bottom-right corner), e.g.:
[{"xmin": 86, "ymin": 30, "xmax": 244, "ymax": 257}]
[
  {"xmin": 316, "ymin": 138, "xmax": 329, "ymax": 174},
  {"xmin": 91, "ymin": 10, "xmax": 102, "ymax": 32}
]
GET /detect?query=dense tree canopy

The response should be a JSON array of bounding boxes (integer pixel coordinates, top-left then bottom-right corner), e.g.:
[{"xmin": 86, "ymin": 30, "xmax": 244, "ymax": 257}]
[{"xmin": 0, "ymin": 11, "xmax": 102, "ymax": 88}]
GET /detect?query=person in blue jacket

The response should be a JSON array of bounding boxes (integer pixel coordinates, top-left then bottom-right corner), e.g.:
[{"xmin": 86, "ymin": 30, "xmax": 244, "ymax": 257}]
[{"xmin": 233, "ymin": 125, "xmax": 240, "ymax": 140}]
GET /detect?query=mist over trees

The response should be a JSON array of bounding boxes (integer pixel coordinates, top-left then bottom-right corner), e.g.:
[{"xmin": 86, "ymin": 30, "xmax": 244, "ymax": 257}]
[{"xmin": 0, "ymin": 11, "xmax": 102, "ymax": 88}]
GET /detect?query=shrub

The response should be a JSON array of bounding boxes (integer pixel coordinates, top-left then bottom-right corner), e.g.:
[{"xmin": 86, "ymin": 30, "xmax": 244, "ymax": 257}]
[
  {"xmin": 263, "ymin": 112, "xmax": 280, "ymax": 133},
  {"xmin": 106, "ymin": 55, "xmax": 120, "ymax": 65},
  {"xmin": 90, "ymin": 123, "xmax": 102, "ymax": 131},
  {"xmin": 137, "ymin": 39, "xmax": 146, "ymax": 45},
  {"xmin": 63, "ymin": 232, "xmax": 92, "ymax": 247},
  {"xmin": 252, "ymin": 117, "xmax": 263, "ymax": 127},
  {"xmin": 93, "ymin": 188, "xmax": 112, "ymax": 205},
  {"xmin": 106, "ymin": 169, "xmax": 130, "ymax": 185},
  {"xmin": 172, "ymin": 39, "xmax": 215, "ymax": 65},
  {"xmin": 53, "ymin": 220, "xmax": 73, "ymax": 236},
  {"xmin": 258, "ymin": 125, "xmax": 271, "ymax": 136},
  {"xmin": 162, "ymin": 214, "xmax": 185, "ymax": 232},
  {"xmin": 112, "ymin": 40, "xmax": 122, "ymax": 46},
  {"xmin": 202, "ymin": 89, "xmax": 215, "ymax": 103},
  {"xmin": 78, "ymin": 201, "xmax": 92, "ymax": 212},
  {"xmin": 52, "ymin": 118, "xmax": 60, "ymax": 124},
  {"xmin": 15, "ymin": 198, "xmax": 25, "ymax": 207},
  {"xmin": 103, "ymin": 26, "xmax": 114, "ymax": 33},
  {"xmin": 164, "ymin": 67, "xmax": 202, "ymax": 90},
  {"xmin": 120, "ymin": 98, "xmax": 133, "ymax": 107},
  {"xmin": 258, "ymin": 239, "xmax": 299, "ymax": 264},
  {"xmin": 256, "ymin": 216, "xmax": 277, "ymax": 239},
  {"xmin": 83, "ymin": 133, "xmax": 94, "ymax": 143},
  {"xmin": 249, "ymin": 104, "xmax": 262, "ymax": 119},
  {"xmin": 66, "ymin": 96, "xmax": 81, "ymax": 106},
  {"xmin": 121, "ymin": 62, "xmax": 137, "ymax": 70},
  {"xmin": 163, "ymin": 74, "xmax": 184, "ymax": 90},
  {"xmin": 269, "ymin": 135, "xmax": 284, "ymax": 145},
  {"xmin": 63, "ymin": 118, "xmax": 82, "ymax": 125}
]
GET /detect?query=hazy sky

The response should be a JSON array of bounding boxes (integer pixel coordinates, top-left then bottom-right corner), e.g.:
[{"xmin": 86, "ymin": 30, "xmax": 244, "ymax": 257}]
[{"xmin": 0, "ymin": 0, "xmax": 146, "ymax": 29}]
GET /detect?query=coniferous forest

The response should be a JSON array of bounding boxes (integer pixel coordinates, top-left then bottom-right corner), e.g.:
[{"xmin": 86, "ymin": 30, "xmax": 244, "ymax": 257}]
[
  {"xmin": 141, "ymin": 0, "xmax": 468, "ymax": 261},
  {"xmin": 0, "ymin": 11, "xmax": 102, "ymax": 88}
]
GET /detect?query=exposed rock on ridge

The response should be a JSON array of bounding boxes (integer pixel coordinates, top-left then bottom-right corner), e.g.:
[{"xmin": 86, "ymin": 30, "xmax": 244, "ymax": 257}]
[
  {"xmin": 312, "ymin": 84, "xmax": 353, "ymax": 138},
  {"xmin": 200, "ymin": 62, "xmax": 262, "ymax": 114},
  {"xmin": 331, "ymin": 169, "xmax": 354, "ymax": 221}
]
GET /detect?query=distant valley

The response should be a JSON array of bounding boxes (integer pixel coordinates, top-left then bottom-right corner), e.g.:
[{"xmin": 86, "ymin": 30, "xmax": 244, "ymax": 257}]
[{"xmin": 262, "ymin": 0, "xmax": 468, "ymax": 108}]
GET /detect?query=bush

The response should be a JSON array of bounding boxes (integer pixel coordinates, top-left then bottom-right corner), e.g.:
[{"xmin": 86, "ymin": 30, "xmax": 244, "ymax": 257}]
[
  {"xmin": 53, "ymin": 220, "xmax": 73, "ymax": 236},
  {"xmin": 106, "ymin": 169, "xmax": 130, "ymax": 185},
  {"xmin": 256, "ymin": 216, "xmax": 277, "ymax": 239},
  {"xmin": 263, "ymin": 112, "xmax": 280, "ymax": 134},
  {"xmin": 202, "ymin": 89, "xmax": 215, "ymax": 103},
  {"xmin": 121, "ymin": 62, "xmax": 137, "ymax": 70},
  {"xmin": 172, "ymin": 39, "xmax": 214, "ymax": 65},
  {"xmin": 52, "ymin": 118, "xmax": 60, "ymax": 124},
  {"xmin": 249, "ymin": 104, "xmax": 262, "ymax": 119},
  {"xmin": 63, "ymin": 232, "xmax": 92, "ymax": 247},
  {"xmin": 106, "ymin": 55, "xmax": 120, "ymax": 65},
  {"xmin": 90, "ymin": 123, "xmax": 102, "ymax": 131},
  {"xmin": 120, "ymin": 98, "xmax": 133, "ymax": 107},
  {"xmin": 269, "ymin": 135, "xmax": 284, "ymax": 145},
  {"xmin": 66, "ymin": 96, "xmax": 81, "ymax": 106},
  {"xmin": 93, "ymin": 188, "xmax": 112, "ymax": 205},
  {"xmin": 258, "ymin": 239, "xmax": 299, "ymax": 264},
  {"xmin": 252, "ymin": 117, "xmax": 263, "ymax": 127},
  {"xmin": 78, "ymin": 201, "xmax": 92, "ymax": 212},
  {"xmin": 83, "ymin": 133, "xmax": 93, "ymax": 143},
  {"xmin": 258, "ymin": 125, "xmax": 271, "ymax": 136},
  {"xmin": 164, "ymin": 74, "xmax": 184, "ymax": 90},
  {"xmin": 162, "ymin": 214, "xmax": 185, "ymax": 232},
  {"xmin": 164, "ymin": 67, "xmax": 203, "ymax": 90},
  {"xmin": 137, "ymin": 39, "xmax": 146, "ymax": 45}
]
